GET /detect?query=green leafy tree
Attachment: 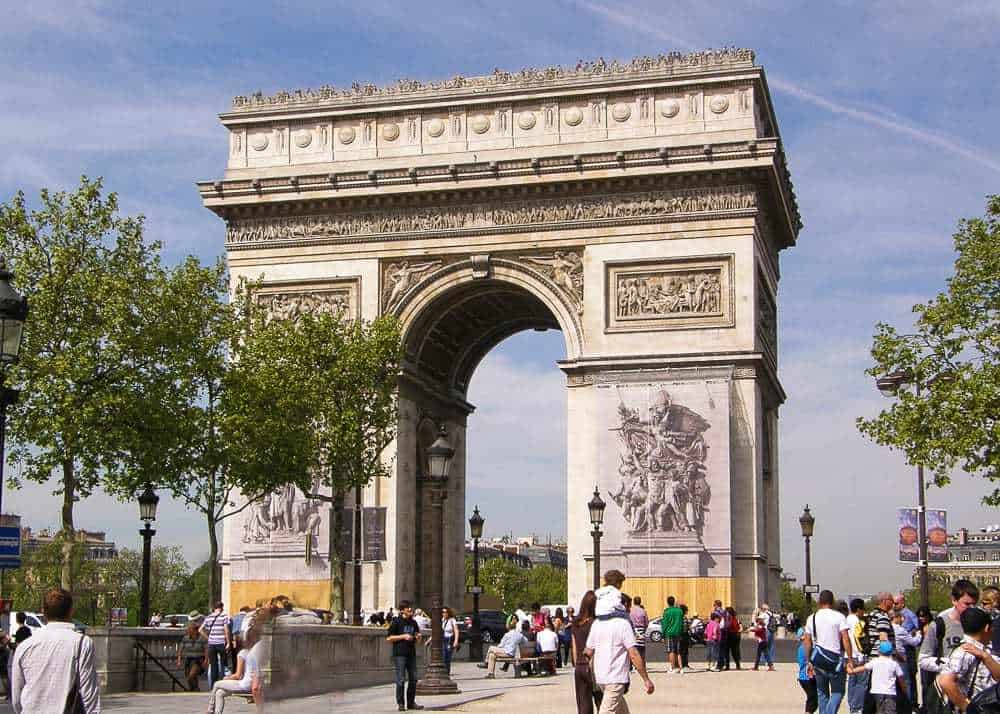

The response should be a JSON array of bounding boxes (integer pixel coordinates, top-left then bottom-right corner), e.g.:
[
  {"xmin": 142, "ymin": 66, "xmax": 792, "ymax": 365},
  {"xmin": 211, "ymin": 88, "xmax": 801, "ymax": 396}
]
[
  {"xmin": 101, "ymin": 265, "xmax": 293, "ymax": 608},
  {"xmin": 780, "ymin": 581, "xmax": 806, "ymax": 616},
  {"xmin": 0, "ymin": 177, "xmax": 171, "ymax": 590},
  {"xmin": 858, "ymin": 196, "xmax": 1000, "ymax": 501},
  {"xmin": 229, "ymin": 309, "xmax": 402, "ymax": 620},
  {"xmin": 100, "ymin": 545, "xmax": 191, "ymax": 625},
  {"xmin": 3, "ymin": 539, "xmax": 100, "ymax": 617},
  {"xmin": 477, "ymin": 557, "xmax": 529, "ymax": 611},
  {"xmin": 523, "ymin": 565, "xmax": 568, "ymax": 606}
]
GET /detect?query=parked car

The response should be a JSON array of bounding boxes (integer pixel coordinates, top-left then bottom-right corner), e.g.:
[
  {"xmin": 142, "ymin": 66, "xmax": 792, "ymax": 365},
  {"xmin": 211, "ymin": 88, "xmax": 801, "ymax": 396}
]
[
  {"xmin": 457, "ymin": 610, "xmax": 509, "ymax": 645},
  {"xmin": 158, "ymin": 613, "xmax": 190, "ymax": 628},
  {"xmin": 646, "ymin": 617, "xmax": 663, "ymax": 642},
  {"xmin": 12, "ymin": 611, "xmax": 47, "ymax": 633}
]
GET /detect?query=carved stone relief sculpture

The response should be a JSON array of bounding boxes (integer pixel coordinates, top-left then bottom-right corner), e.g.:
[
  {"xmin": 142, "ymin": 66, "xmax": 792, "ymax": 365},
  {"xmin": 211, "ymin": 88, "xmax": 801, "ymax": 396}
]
[
  {"xmin": 607, "ymin": 257, "xmax": 734, "ymax": 332},
  {"xmin": 609, "ymin": 389, "xmax": 712, "ymax": 538},
  {"xmin": 382, "ymin": 260, "xmax": 443, "ymax": 312},
  {"xmin": 242, "ymin": 484, "xmax": 323, "ymax": 545},
  {"xmin": 259, "ymin": 290, "xmax": 351, "ymax": 322},
  {"xmin": 226, "ymin": 185, "xmax": 756, "ymax": 246},
  {"xmin": 520, "ymin": 251, "xmax": 584, "ymax": 314}
]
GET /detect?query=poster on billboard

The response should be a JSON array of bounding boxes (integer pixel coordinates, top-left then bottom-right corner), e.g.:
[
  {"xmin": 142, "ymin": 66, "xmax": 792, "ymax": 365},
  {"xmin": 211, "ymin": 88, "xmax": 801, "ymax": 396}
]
[
  {"xmin": 0, "ymin": 514, "xmax": 21, "ymax": 570},
  {"xmin": 898, "ymin": 508, "xmax": 919, "ymax": 562},
  {"xmin": 897, "ymin": 507, "xmax": 948, "ymax": 563},
  {"xmin": 927, "ymin": 509, "xmax": 949, "ymax": 563}
]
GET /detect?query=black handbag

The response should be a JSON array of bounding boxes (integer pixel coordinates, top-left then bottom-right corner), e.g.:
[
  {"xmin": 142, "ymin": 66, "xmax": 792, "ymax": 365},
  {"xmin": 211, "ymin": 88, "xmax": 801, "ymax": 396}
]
[{"xmin": 969, "ymin": 681, "xmax": 1000, "ymax": 714}]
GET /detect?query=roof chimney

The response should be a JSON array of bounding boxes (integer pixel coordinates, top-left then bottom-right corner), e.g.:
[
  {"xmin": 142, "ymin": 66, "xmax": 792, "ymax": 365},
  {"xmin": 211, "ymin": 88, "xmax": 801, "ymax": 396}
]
[{"xmin": 959, "ymin": 527, "xmax": 969, "ymax": 545}]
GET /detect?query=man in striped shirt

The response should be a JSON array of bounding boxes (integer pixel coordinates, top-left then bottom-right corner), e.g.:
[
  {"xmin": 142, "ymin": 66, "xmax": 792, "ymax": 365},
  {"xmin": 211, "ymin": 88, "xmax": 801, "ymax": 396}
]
[{"xmin": 200, "ymin": 602, "xmax": 232, "ymax": 687}]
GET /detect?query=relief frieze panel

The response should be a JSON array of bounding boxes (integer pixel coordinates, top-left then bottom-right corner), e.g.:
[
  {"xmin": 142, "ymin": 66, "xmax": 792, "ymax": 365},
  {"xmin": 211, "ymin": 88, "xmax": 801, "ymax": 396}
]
[
  {"xmin": 225, "ymin": 185, "xmax": 756, "ymax": 247},
  {"xmin": 255, "ymin": 278, "xmax": 361, "ymax": 322},
  {"xmin": 606, "ymin": 256, "xmax": 735, "ymax": 332}
]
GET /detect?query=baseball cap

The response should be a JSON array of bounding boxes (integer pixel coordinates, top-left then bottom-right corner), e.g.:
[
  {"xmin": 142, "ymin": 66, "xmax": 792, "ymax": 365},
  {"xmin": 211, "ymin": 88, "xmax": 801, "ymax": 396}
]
[{"xmin": 878, "ymin": 641, "xmax": 894, "ymax": 656}]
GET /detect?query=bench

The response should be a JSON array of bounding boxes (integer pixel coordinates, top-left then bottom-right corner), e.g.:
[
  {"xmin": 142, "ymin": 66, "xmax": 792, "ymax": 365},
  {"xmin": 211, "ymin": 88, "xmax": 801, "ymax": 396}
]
[{"xmin": 493, "ymin": 647, "xmax": 557, "ymax": 678}]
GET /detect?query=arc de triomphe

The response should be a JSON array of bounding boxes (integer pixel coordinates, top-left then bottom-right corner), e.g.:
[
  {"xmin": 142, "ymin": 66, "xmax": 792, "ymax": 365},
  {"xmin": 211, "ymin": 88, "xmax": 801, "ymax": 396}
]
[{"xmin": 199, "ymin": 48, "xmax": 800, "ymax": 617}]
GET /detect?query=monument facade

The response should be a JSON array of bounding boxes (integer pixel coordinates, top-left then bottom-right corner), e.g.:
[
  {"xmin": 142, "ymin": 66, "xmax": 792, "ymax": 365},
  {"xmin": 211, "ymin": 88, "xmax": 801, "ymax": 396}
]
[{"xmin": 200, "ymin": 48, "xmax": 800, "ymax": 616}]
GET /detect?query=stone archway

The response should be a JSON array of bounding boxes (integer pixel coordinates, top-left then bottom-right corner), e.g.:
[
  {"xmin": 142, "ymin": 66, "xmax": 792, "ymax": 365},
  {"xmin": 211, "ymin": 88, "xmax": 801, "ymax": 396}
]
[
  {"xmin": 390, "ymin": 261, "xmax": 577, "ymax": 607},
  {"xmin": 203, "ymin": 49, "xmax": 800, "ymax": 617}
]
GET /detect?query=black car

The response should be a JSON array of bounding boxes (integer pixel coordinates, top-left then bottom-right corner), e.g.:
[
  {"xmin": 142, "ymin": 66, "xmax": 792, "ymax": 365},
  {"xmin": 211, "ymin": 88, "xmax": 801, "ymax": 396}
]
[{"xmin": 457, "ymin": 610, "xmax": 509, "ymax": 644}]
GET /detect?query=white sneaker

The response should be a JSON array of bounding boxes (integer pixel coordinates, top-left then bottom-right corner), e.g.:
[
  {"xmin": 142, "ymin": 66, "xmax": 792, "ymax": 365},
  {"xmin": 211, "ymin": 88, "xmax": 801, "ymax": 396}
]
[{"xmin": 683, "ymin": 667, "xmax": 695, "ymax": 673}]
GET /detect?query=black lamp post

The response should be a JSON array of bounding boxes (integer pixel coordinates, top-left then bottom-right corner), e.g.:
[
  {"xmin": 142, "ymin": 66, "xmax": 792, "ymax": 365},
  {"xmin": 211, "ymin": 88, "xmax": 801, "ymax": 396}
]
[
  {"xmin": 416, "ymin": 427, "xmax": 460, "ymax": 695},
  {"xmin": 0, "ymin": 258, "xmax": 28, "ymax": 521},
  {"xmin": 588, "ymin": 486, "xmax": 606, "ymax": 591},
  {"xmin": 468, "ymin": 505, "xmax": 485, "ymax": 662},
  {"xmin": 138, "ymin": 484, "xmax": 159, "ymax": 627},
  {"xmin": 799, "ymin": 505, "xmax": 815, "ymax": 621},
  {"xmin": 875, "ymin": 370, "xmax": 932, "ymax": 610}
]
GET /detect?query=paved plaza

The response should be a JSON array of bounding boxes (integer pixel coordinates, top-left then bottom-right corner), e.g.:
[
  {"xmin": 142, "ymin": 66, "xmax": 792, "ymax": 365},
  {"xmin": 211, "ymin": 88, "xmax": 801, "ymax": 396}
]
[{"xmin": 0, "ymin": 660, "xmax": 805, "ymax": 713}]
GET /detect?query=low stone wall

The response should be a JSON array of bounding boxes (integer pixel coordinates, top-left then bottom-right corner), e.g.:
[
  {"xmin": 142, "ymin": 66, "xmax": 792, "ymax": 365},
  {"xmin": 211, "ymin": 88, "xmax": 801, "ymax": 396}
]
[
  {"xmin": 260, "ymin": 622, "xmax": 421, "ymax": 699},
  {"xmin": 88, "ymin": 623, "xmax": 419, "ymax": 697}
]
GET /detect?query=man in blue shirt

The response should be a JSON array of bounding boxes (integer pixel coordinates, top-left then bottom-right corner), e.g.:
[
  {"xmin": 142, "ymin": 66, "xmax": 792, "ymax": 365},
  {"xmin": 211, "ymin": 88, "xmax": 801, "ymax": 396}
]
[
  {"xmin": 893, "ymin": 592, "xmax": 919, "ymax": 704},
  {"xmin": 484, "ymin": 621, "xmax": 527, "ymax": 678}
]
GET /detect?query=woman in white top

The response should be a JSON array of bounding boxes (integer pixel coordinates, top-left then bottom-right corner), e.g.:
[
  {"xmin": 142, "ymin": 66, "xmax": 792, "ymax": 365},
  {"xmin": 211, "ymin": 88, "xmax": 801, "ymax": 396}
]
[
  {"xmin": 207, "ymin": 630, "xmax": 260, "ymax": 714},
  {"xmin": 442, "ymin": 607, "xmax": 460, "ymax": 675}
]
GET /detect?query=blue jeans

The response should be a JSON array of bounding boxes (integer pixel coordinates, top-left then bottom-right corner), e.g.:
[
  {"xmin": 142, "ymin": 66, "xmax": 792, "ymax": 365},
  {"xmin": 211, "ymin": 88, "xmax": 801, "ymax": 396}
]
[
  {"xmin": 393, "ymin": 655, "xmax": 417, "ymax": 708},
  {"xmin": 815, "ymin": 667, "xmax": 846, "ymax": 714},
  {"xmin": 707, "ymin": 641, "xmax": 719, "ymax": 666},
  {"xmin": 767, "ymin": 630, "xmax": 776, "ymax": 662},
  {"xmin": 847, "ymin": 668, "xmax": 870, "ymax": 713},
  {"xmin": 443, "ymin": 642, "xmax": 453, "ymax": 674},
  {"xmin": 206, "ymin": 643, "xmax": 227, "ymax": 687}
]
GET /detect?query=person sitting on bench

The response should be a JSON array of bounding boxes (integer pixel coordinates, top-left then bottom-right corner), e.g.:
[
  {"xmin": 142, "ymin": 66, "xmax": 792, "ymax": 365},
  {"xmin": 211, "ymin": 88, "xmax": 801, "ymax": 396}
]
[{"xmin": 485, "ymin": 620, "xmax": 528, "ymax": 679}]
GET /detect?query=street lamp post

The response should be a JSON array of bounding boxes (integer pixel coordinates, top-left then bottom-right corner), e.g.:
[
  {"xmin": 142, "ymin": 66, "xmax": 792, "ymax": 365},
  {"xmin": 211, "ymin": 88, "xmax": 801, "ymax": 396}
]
[
  {"xmin": 875, "ymin": 370, "xmax": 934, "ymax": 610},
  {"xmin": 588, "ymin": 486, "xmax": 606, "ymax": 592},
  {"xmin": 799, "ymin": 505, "xmax": 815, "ymax": 622},
  {"xmin": 138, "ymin": 484, "xmax": 159, "ymax": 627},
  {"xmin": 416, "ymin": 427, "xmax": 460, "ymax": 695},
  {"xmin": 468, "ymin": 505, "xmax": 485, "ymax": 662},
  {"xmin": 0, "ymin": 258, "xmax": 29, "ymax": 521}
]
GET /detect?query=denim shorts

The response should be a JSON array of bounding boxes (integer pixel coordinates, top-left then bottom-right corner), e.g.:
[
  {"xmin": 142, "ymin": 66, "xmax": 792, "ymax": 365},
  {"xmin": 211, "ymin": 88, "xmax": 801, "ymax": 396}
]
[{"xmin": 666, "ymin": 636, "xmax": 681, "ymax": 653}]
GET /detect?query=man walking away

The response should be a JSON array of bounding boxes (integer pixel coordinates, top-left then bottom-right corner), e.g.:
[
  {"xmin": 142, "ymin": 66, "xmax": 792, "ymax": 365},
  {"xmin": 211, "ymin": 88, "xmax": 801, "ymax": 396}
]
[
  {"xmin": 201, "ymin": 602, "xmax": 231, "ymax": 687},
  {"xmin": 386, "ymin": 600, "xmax": 423, "ymax": 711},
  {"xmin": 803, "ymin": 589, "xmax": 851, "ymax": 714},
  {"xmin": 629, "ymin": 596, "xmax": 648, "ymax": 664},
  {"xmin": 585, "ymin": 609, "xmax": 654, "ymax": 713},
  {"xmin": 11, "ymin": 588, "xmax": 100, "ymax": 714},
  {"xmin": 662, "ymin": 596, "xmax": 684, "ymax": 674}
]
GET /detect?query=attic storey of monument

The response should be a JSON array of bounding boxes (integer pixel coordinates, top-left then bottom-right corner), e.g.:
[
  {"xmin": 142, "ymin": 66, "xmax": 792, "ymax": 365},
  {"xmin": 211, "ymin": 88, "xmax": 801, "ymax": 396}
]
[{"xmin": 199, "ymin": 49, "xmax": 799, "ymax": 617}]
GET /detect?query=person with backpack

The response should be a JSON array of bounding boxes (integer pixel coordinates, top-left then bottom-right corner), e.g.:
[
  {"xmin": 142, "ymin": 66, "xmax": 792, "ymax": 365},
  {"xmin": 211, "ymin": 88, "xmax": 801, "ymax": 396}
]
[
  {"xmin": 920, "ymin": 580, "xmax": 980, "ymax": 694},
  {"xmin": 936, "ymin": 607, "xmax": 1000, "ymax": 713},
  {"xmin": 803, "ymin": 589, "xmax": 852, "ymax": 714}
]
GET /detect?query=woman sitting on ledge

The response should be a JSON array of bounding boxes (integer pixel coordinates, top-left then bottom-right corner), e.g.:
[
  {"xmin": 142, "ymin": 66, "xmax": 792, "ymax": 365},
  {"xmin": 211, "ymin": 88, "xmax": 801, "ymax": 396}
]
[{"xmin": 206, "ymin": 629, "xmax": 260, "ymax": 714}]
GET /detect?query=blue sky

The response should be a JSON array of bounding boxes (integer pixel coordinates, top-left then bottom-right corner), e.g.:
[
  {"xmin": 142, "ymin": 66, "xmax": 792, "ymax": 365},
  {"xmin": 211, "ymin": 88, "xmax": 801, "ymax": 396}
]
[{"xmin": 1, "ymin": 1, "xmax": 998, "ymax": 595}]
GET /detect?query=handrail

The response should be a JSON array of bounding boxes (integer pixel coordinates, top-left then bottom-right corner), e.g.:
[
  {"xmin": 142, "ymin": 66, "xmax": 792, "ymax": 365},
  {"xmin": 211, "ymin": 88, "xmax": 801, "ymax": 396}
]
[{"xmin": 134, "ymin": 640, "xmax": 190, "ymax": 692}]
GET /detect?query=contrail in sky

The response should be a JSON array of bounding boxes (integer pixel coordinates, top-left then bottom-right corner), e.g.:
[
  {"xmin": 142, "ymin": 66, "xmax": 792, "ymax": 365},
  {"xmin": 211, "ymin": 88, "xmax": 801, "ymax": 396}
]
[{"xmin": 574, "ymin": 0, "xmax": 1000, "ymax": 174}]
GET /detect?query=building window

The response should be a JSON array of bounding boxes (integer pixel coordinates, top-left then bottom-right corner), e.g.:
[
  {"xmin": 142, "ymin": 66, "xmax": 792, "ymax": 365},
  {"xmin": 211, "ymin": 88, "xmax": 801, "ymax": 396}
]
[
  {"xmin": 962, "ymin": 552, "xmax": 971, "ymax": 561},
  {"xmin": 977, "ymin": 551, "xmax": 987, "ymax": 561}
]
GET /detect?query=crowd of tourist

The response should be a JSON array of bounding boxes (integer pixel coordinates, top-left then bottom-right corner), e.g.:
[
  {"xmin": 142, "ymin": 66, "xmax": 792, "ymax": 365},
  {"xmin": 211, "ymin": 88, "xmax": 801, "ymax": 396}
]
[{"xmin": 796, "ymin": 579, "xmax": 1000, "ymax": 714}]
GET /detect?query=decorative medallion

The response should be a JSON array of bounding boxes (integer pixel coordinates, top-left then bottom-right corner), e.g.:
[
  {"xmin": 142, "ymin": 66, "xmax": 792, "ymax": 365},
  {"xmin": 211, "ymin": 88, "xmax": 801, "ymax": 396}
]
[
  {"xmin": 611, "ymin": 103, "xmax": 631, "ymax": 122},
  {"xmin": 660, "ymin": 99, "xmax": 681, "ymax": 118},
  {"xmin": 426, "ymin": 118, "xmax": 446, "ymax": 138},
  {"xmin": 517, "ymin": 112, "xmax": 536, "ymax": 130},
  {"xmin": 338, "ymin": 126, "xmax": 356, "ymax": 144},
  {"xmin": 250, "ymin": 133, "xmax": 269, "ymax": 151},
  {"xmin": 709, "ymin": 95, "xmax": 730, "ymax": 114},
  {"xmin": 381, "ymin": 123, "xmax": 400, "ymax": 141},
  {"xmin": 564, "ymin": 107, "xmax": 584, "ymax": 127},
  {"xmin": 470, "ymin": 114, "xmax": 491, "ymax": 134},
  {"xmin": 293, "ymin": 130, "xmax": 312, "ymax": 149}
]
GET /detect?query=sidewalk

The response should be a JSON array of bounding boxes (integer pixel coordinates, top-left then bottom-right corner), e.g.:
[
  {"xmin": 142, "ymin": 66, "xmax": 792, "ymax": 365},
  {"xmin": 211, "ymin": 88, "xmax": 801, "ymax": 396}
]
[{"xmin": 0, "ymin": 660, "xmax": 806, "ymax": 712}]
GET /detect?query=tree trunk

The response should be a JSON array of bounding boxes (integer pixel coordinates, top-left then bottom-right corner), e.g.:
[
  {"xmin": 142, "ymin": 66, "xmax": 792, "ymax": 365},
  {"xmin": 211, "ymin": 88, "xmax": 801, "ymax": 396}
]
[
  {"xmin": 60, "ymin": 459, "xmax": 75, "ymax": 591},
  {"xmin": 328, "ymin": 489, "xmax": 346, "ymax": 622},
  {"xmin": 207, "ymin": 513, "xmax": 220, "ymax": 611}
]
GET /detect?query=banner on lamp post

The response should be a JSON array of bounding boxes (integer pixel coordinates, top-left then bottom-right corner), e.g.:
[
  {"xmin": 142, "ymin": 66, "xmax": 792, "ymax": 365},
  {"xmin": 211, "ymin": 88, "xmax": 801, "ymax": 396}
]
[
  {"xmin": 897, "ymin": 508, "xmax": 919, "ymax": 563},
  {"xmin": 897, "ymin": 507, "xmax": 949, "ymax": 563},
  {"xmin": 927, "ymin": 509, "xmax": 949, "ymax": 563}
]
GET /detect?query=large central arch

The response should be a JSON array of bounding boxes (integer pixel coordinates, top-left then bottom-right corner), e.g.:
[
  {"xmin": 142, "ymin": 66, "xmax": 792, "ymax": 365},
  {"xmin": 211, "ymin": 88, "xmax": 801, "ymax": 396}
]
[{"xmin": 203, "ymin": 48, "xmax": 801, "ymax": 617}]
